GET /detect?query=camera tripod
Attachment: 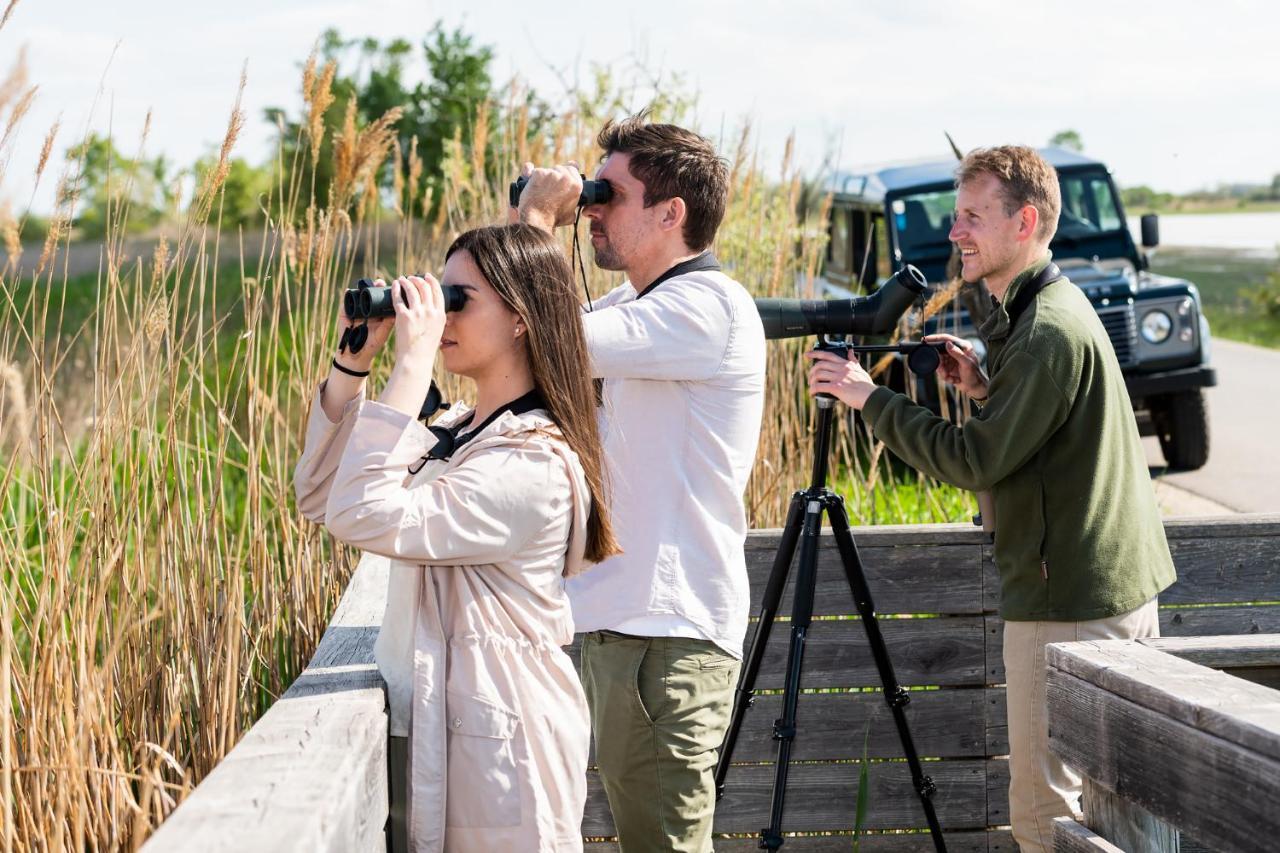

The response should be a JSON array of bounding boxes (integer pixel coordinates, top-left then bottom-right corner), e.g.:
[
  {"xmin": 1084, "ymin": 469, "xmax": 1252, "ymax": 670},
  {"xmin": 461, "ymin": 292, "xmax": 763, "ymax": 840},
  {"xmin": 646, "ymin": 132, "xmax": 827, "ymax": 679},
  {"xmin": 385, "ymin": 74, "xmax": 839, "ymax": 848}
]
[{"xmin": 714, "ymin": 340, "xmax": 946, "ymax": 852}]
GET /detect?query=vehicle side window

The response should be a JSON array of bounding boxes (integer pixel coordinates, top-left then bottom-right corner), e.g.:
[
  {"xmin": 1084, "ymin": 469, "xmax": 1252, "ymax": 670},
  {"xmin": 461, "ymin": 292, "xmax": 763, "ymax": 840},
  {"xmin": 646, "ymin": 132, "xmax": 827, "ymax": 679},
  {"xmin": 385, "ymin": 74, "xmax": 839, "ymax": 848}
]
[
  {"xmin": 873, "ymin": 214, "xmax": 892, "ymax": 287},
  {"xmin": 1059, "ymin": 174, "xmax": 1124, "ymax": 234},
  {"xmin": 850, "ymin": 209, "xmax": 877, "ymax": 289},
  {"xmin": 829, "ymin": 208, "xmax": 852, "ymax": 275},
  {"xmin": 1091, "ymin": 181, "xmax": 1122, "ymax": 231}
]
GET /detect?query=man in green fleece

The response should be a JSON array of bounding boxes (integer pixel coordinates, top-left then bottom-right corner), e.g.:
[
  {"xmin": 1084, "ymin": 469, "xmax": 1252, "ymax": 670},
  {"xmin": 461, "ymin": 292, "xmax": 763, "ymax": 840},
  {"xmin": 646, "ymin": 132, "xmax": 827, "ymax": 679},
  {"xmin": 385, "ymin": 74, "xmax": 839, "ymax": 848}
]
[{"xmin": 807, "ymin": 145, "xmax": 1176, "ymax": 853}]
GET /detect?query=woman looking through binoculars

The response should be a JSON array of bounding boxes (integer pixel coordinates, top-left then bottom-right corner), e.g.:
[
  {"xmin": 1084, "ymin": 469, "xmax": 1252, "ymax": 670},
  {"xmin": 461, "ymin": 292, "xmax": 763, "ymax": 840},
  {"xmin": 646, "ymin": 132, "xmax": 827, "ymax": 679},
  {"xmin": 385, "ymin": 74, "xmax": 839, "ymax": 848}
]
[{"xmin": 294, "ymin": 223, "xmax": 618, "ymax": 851}]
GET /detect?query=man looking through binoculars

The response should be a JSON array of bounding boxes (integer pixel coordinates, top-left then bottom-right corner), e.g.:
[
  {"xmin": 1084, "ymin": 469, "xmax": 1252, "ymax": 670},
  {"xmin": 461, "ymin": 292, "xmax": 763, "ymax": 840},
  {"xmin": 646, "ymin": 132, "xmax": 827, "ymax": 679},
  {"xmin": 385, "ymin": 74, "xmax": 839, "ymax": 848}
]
[
  {"xmin": 808, "ymin": 145, "xmax": 1176, "ymax": 853},
  {"xmin": 515, "ymin": 116, "xmax": 767, "ymax": 852}
]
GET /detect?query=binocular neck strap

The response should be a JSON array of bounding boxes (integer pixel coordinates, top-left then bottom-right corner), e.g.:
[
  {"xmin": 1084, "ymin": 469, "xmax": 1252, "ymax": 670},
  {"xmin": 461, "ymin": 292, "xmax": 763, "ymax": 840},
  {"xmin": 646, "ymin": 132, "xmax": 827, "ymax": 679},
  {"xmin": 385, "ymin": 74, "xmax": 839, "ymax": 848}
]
[
  {"xmin": 1004, "ymin": 262, "xmax": 1062, "ymax": 328},
  {"xmin": 420, "ymin": 388, "xmax": 549, "ymax": 466}
]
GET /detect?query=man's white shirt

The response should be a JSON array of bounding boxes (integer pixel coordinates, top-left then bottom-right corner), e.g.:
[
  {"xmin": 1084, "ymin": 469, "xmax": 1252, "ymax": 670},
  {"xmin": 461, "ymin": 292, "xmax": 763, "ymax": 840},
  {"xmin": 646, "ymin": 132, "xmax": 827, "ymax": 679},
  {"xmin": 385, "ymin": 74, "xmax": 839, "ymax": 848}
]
[{"xmin": 568, "ymin": 266, "xmax": 766, "ymax": 657}]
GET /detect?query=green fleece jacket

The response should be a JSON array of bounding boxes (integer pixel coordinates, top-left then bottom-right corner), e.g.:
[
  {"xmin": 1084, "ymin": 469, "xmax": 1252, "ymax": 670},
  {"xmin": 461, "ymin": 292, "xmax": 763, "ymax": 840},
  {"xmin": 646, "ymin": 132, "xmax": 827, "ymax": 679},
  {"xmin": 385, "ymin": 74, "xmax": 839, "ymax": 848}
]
[{"xmin": 863, "ymin": 256, "xmax": 1176, "ymax": 621}]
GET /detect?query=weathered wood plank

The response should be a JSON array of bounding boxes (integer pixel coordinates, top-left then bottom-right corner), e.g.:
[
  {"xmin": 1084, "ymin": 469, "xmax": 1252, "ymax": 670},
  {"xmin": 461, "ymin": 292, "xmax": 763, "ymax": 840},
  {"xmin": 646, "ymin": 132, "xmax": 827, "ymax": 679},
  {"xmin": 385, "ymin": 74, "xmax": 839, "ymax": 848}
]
[
  {"xmin": 985, "ymin": 609, "xmax": 1280, "ymax": 686},
  {"xmin": 749, "ymin": 523, "xmax": 991, "ymax": 549},
  {"xmin": 1159, "ymin": 513, "xmax": 1280, "ymax": 539},
  {"xmin": 981, "ymin": 541, "xmax": 999, "ymax": 614},
  {"xmin": 584, "ymin": 760, "xmax": 993, "ymax": 835},
  {"xmin": 1081, "ymin": 777, "xmax": 1178, "ymax": 853},
  {"xmin": 984, "ymin": 617, "xmax": 1004, "ymax": 687},
  {"xmin": 1047, "ymin": 665, "xmax": 1280, "ymax": 853},
  {"xmin": 1050, "ymin": 816, "xmax": 1124, "ymax": 853},
  {"xmin": 985, "ymin": 756, "xmax": 1009, "ymax": 826},
  {"xmin": 1140, "ymin": 635, "xmax": 1280, "ymax": 690},
  {"xmin": 587, "ymin": 829, "xmax": 1006, "ymax": 851},
  {"xmin": 722, "ymin": 688, "xmax": 994, "ymax": 761},
  {"xmin": 1047, "ymin": 639, "xmax": 1280, "ymax": 761},
  {"xmin": 143, "ymin": 556, "xmax": 391, "ymax": 853},
  {"xmin": 1161, "ymin": 533, "xmax": 1280, "ymax": 604},
  {"xmin": 745, "ymin": 539, "xmax": 987, "ymax": 616},
  {"xmin": 984, "ymin": 689, "xmax": 1009, "ymax": 757},
  {"xmin": 1139, "ymin": 633, "xmax": 1280, "ymax": 666},
  {"xmin": 1161, "ymin": 603, "xmax": 1280, "ymax": 636},
  {"xmin": 750, "ymin": 616, "xmax": 988, "ymax": 689},
  {"xmin": 1226, "ymin": 666, "xmax": 1280, "ymax": 690},
  {"xmin": 572, "ymin": 617, "xmax": 988, "ymax": 690}
]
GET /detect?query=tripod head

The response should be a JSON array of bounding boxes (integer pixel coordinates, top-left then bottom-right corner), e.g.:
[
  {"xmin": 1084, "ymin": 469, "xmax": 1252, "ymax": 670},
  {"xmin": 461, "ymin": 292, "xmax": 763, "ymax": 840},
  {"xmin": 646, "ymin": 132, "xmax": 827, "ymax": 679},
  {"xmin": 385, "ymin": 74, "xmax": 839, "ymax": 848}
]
[{"xmin": 810, "ymin": 338, "xmax": 947, "ymax": 408}]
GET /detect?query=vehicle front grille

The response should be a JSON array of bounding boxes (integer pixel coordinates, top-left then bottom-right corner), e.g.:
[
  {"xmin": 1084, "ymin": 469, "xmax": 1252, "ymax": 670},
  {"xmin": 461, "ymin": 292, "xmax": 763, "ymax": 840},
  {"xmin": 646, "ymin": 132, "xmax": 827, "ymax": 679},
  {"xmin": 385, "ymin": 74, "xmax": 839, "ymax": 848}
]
[{"xmin": 1097, "ymin": 303, "xmax": 1137, "ymax": 367}]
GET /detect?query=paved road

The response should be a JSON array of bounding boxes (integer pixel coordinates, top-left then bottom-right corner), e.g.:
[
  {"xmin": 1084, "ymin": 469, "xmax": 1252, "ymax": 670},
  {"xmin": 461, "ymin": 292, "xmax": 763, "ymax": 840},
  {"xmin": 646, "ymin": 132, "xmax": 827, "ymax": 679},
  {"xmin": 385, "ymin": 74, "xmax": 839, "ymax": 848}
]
[{"xmin": 1145, "ymin": 338, "xmax": 1280, "ymax": 514}]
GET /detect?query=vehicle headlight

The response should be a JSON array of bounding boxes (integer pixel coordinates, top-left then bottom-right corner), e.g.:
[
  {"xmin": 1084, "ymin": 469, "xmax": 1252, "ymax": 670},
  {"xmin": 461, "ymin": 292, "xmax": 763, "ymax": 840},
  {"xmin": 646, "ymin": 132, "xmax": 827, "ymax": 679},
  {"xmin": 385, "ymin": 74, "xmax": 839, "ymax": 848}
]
[{"xmin": 1140, "ymin": 310, "xmax": 1172, "ymax": 344}]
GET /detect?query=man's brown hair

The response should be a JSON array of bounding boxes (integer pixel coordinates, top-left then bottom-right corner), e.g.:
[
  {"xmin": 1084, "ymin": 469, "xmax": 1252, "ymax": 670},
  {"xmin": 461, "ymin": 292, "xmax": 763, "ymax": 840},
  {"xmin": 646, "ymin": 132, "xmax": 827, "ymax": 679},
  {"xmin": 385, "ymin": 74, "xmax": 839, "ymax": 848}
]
[
  {"xmin": 956, "ymin": 146, "xmax": 1061, "ymax": 242},
  {"xmin": 597, "ymin": 113, "xmax": 728, "ymax": 252}
]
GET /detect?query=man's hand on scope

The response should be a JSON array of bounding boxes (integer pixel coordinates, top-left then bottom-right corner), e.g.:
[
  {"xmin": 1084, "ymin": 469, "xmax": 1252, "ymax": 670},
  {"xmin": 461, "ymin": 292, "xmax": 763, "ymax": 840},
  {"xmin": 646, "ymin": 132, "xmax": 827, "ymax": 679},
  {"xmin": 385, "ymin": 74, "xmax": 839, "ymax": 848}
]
[
  {"xmin": 806, "ymin": 349, "xmax": 879, "ymax": 410},
  {"xmin": 924, "ymin": 333, "xmax": 990, "ymax": 400},
  {"xmin": 511, "ymin": 162, "xmax": 582, "ymax": 233}
]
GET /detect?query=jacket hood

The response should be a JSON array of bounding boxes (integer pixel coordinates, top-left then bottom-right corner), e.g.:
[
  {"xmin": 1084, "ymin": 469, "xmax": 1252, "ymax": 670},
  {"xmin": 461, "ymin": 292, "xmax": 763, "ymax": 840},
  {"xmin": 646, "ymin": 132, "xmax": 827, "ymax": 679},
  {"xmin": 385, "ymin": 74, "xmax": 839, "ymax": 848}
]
[{"xmin": 433, "ymin": 404, "xmax": 593, "ymax": 580}]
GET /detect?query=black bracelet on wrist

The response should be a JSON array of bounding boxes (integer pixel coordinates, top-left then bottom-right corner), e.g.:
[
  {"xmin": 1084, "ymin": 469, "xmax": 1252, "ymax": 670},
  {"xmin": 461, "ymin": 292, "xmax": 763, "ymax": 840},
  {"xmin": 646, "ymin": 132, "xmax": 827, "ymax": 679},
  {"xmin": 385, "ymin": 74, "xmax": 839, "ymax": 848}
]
[{"xmin": 331, "ymin": 358, "xmax": 370, "ymax": 378}]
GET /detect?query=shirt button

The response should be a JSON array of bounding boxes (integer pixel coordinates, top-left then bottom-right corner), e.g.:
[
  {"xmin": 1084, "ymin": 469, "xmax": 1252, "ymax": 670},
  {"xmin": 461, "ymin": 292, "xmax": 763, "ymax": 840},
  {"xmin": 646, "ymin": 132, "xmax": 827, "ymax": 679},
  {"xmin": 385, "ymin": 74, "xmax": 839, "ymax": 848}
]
[{"xmin": 452, "ymin": 718, "xmax": 462, "ymax": 728}]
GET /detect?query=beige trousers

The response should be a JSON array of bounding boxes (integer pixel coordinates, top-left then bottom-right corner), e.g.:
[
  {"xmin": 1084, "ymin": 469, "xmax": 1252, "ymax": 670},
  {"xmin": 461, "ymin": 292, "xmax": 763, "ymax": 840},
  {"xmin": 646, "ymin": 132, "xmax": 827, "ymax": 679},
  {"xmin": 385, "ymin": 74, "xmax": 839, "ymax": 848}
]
[{"xmin": 1002, "ymin": 598, "xmax": 1160, "ymax": 853}]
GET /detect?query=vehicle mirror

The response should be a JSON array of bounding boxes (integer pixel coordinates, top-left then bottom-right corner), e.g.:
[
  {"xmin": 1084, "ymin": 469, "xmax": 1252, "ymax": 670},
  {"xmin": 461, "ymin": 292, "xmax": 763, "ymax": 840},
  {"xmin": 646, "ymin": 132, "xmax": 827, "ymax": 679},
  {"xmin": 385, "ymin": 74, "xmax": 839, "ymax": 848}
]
[{"xmin": 1140, "ymin": 213, "xmax": 1160, "ymax": 248}]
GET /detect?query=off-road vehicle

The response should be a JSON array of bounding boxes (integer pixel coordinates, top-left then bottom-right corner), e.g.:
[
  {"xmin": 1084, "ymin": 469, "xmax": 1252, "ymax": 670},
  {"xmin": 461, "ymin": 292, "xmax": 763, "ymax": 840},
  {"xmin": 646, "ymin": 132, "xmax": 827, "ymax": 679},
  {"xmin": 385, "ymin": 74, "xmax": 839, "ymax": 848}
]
[{"xmin": 820, "ymin": 147, "xmax": 1215, "ymax": 469}]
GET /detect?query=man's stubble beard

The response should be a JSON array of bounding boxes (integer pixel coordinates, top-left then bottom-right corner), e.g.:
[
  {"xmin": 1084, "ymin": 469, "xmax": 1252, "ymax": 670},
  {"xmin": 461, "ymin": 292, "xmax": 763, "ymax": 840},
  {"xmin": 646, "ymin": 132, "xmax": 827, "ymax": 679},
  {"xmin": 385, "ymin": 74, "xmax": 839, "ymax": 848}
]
[{"xmin": 591, "ymin": 242, "xmax": 625, "ymax": 272}]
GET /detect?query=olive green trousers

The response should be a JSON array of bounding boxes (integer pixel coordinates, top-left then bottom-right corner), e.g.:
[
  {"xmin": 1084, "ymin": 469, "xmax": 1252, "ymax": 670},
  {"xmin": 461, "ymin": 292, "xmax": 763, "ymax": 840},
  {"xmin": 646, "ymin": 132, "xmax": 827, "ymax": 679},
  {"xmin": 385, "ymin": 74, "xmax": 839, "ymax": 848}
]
[{"xmin": 579, "ymin": 630, "xmax": 740, "ymax": 853}]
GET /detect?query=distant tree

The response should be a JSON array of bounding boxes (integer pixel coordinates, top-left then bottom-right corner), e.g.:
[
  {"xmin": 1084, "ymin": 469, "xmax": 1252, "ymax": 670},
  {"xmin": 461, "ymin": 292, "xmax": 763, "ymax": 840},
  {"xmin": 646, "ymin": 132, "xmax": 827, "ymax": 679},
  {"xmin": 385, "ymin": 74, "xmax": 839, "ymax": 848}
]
[
  {"xmin": 1271, "ymin": 173, "xmax": 1280, "ymax": 199},
  {"xmin": 264, "ymin": 23, "xmax": 500, "ymax": 217},
  {"xmin": 1119, "ymin": 185, "xmax": 1174, "ymax": 211},
  {"xmin": 64, "ymin": 134, "xmax": 176, "ymax": 238},
  {"xmin": 1049, "ymin": 129, "xmax": 1084, "ymax": 152}
]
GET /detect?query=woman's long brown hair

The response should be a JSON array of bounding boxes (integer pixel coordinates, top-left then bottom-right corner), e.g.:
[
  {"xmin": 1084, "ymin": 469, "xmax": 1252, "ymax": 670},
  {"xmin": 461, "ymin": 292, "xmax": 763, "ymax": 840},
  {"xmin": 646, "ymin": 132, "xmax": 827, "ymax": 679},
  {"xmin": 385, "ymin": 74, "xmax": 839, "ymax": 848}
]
[{"xmin": 446, "ymin": 224, "xmax": 620, "ymax": 564}]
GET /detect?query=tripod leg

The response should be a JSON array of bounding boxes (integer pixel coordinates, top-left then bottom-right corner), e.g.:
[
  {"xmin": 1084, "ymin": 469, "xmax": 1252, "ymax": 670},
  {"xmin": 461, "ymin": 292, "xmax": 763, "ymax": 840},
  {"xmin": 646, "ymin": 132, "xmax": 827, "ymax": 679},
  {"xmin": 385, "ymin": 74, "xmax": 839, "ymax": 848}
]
[
  {"xmin": 756, "ymin": 494, "xmax": 825, "ymax": 850},
  {"xmin": 825, "ymin": 493, "xmax": 948, "ymax": 853},
  {"xmin": 715, "ymin": 492, "xmax": 805, "ymax": 799}
]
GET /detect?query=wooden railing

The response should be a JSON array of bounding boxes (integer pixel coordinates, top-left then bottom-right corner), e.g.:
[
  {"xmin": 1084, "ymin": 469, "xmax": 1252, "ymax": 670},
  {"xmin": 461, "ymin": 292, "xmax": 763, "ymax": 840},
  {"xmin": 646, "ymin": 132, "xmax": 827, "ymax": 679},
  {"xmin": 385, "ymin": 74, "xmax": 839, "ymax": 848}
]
[
  {"xmin": 142, "ymin": 514, "xmax": 1279, "ymax": 852},
  {"xmin": 1048, "ymin": 636, "xmax": 1280, "ymax": 853},
  {"xmin": 142, "ymin": 557, "xmax": 391, "ymax": 852}
]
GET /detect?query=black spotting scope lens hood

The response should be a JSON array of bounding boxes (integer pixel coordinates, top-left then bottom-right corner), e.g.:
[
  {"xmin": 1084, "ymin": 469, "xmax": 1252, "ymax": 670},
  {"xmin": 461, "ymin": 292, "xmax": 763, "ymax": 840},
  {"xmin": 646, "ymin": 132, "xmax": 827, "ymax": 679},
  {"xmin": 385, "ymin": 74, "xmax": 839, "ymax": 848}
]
[{"xmin": 754, "ymin": 265, "xmax": 928, "ymax": 340}]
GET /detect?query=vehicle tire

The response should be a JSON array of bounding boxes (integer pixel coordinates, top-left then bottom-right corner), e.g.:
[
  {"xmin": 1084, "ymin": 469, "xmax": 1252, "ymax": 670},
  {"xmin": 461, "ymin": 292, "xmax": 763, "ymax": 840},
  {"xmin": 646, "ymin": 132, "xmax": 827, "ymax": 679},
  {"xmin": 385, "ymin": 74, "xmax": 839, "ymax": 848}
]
[{"xmin": 1153, "ymin": 390, "xmax": 1209, "ymax": 471}]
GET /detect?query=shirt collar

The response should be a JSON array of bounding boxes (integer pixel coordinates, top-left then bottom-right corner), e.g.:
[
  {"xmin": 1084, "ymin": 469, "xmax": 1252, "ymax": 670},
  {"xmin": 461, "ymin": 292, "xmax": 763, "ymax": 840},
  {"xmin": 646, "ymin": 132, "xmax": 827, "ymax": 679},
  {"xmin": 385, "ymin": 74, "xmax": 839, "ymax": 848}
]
[{"xmin": 634, "ymin": 252, "xmax": 721, "ymax": 299}]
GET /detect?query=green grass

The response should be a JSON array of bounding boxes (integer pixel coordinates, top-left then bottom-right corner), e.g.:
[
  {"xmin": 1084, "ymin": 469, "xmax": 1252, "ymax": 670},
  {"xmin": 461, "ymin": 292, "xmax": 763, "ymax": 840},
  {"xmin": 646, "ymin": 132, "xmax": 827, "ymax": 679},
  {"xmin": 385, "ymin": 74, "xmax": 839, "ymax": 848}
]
[
  {"xmin": 1128, "ymin": 201, "xmax": 1280, "ymax": 216},
  {"xmin": 1149, "ymin": 248, "xmax": 1280, "ymax": 349},
  {"xmin": 829, "ymin": 463, "xmax": 978, "ymax": 527}
]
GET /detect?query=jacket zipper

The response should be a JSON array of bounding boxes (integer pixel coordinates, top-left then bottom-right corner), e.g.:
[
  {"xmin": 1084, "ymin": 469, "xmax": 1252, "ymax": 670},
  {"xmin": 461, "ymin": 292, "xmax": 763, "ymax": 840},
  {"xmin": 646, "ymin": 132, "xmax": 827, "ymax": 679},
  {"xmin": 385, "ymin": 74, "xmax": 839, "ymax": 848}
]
[{"xmin": 1039, "ymin": 474, "xmax": 1050, "ymax": 582}]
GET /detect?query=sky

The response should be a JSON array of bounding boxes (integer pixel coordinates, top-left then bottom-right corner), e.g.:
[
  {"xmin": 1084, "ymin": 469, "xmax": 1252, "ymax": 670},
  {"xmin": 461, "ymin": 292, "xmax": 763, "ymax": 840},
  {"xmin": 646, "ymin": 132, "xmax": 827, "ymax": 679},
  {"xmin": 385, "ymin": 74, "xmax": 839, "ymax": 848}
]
[{"xmin": 2, "ymin": 0, "xmax": 1278, "ymax": 215}]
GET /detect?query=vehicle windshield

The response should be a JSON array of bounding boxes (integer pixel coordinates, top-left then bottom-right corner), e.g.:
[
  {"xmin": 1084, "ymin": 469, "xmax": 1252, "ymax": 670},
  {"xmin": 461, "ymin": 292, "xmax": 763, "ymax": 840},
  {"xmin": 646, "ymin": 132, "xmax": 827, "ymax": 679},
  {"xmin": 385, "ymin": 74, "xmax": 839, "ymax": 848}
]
[
  {"xmin": 889, "ymin": 170, "xmax": 1127, "ymax": 260},
  {"xmin": 1056, "ymin": 171, "xmax": 1125, "ymax": 238}
]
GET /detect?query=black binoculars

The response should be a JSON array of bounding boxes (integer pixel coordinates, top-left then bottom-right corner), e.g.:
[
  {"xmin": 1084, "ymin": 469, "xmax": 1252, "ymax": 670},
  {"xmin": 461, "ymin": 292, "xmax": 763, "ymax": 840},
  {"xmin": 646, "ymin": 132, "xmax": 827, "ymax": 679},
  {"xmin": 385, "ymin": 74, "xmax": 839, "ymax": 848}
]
[
  {"xmin": 509, "ymin": 174, "xmax": 613, "ymax": 209},
  {"xmin": 343, "ymin": 278, "xmax": 468, "ymax": 320}
]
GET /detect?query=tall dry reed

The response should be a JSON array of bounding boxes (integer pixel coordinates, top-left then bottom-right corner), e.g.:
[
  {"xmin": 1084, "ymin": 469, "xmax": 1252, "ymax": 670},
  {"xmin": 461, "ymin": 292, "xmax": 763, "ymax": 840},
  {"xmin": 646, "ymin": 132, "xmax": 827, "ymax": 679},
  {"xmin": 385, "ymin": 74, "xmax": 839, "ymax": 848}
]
[{"xmin": 0, "ymin": 51, "xmax": 400, "ymax": 849}]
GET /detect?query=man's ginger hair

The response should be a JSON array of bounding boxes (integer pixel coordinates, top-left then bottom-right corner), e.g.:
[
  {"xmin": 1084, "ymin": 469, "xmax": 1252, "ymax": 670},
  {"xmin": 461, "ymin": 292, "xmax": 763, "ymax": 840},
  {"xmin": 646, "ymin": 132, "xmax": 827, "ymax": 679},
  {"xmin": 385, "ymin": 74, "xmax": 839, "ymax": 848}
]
[{"xmin": 956, "ymin": 146, "xmax": 1061, "ymax": 242}]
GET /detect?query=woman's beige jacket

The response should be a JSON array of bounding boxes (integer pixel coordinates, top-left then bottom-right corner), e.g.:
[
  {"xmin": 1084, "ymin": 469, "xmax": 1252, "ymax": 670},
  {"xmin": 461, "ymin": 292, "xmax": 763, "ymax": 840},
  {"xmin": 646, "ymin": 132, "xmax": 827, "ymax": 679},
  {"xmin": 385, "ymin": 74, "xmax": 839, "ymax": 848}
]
[{"xmin": 295, "ymin": 386, "xmax": 592, "ymax": 852}]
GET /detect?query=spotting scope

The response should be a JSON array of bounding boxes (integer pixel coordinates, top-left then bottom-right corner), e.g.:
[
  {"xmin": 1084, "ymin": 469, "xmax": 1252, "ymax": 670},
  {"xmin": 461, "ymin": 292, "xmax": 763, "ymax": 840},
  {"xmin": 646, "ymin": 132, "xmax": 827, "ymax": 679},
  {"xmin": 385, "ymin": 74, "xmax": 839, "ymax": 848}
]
[{"xmin": 754, "ymin": 265, "xmax": 928, "ymax": 340}]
